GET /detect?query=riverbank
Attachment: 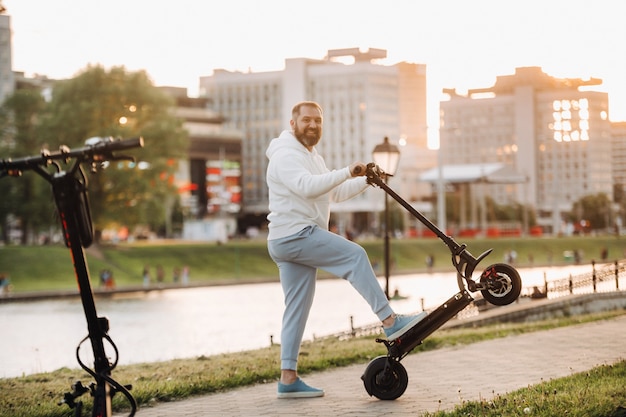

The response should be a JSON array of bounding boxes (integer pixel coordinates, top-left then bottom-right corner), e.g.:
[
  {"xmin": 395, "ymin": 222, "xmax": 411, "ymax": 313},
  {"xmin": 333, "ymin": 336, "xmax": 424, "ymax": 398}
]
[
  {"xmin": 0, "ymin": 277, "xmax": 277, "ymax": 303},
  {"xmin": 1, "ymin": 235, "xmax": 624, "ymax": 295},
  {"xmin": 0, "ymin": 259, "xmax": 617, "ymax": 304}
]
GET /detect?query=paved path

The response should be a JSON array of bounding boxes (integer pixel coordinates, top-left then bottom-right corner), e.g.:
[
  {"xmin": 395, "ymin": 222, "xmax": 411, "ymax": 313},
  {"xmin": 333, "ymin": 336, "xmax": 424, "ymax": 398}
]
[{"xmin": 130, "ymin": 314, "xmax": 626, "ymax": 416}]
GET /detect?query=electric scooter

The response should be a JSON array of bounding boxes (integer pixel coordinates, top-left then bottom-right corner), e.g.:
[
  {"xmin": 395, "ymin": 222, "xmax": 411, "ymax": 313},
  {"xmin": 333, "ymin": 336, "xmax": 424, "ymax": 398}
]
[
  {"xmin": 360, "ymin": 163, "xmax": 522, "ymax": 400},
  {"xmin": 1, "ymin": 137, "xmax": 143, "ymax": 416}
]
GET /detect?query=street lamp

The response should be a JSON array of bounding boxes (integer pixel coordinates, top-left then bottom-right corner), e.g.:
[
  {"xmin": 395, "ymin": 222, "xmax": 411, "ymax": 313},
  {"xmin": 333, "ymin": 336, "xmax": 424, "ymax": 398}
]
[{"xmin": 372, "ymin": 136, "xmax": 401, "ymax": 299}]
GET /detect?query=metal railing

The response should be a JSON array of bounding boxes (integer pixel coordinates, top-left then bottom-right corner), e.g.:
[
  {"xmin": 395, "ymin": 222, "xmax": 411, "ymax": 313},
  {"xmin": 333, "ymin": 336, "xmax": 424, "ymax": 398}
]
[{"xmin": 522, "ymin": 260, "xmax": 625, "ymax": 300}]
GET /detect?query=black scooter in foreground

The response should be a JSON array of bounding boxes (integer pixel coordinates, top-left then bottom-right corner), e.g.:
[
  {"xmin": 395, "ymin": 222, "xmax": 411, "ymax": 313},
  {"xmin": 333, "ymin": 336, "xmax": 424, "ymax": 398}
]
[
  {"xmin": 360, "ymin": 163, "xmax": 522, "ymax": 400},
  {"xmin": 1, "ymin": 137, "xmax": 143, "ymax": 416}
]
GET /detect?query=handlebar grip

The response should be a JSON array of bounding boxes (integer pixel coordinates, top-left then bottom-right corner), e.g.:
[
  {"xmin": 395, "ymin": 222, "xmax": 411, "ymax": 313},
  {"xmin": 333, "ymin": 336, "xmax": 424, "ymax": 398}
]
[
  {"xmin": 91, "ymin": 136, "xmax": 144, "ymax": 152},
  {"xmin": 114, "ymin": 136, "xmax": 143, "ymax": 150}
]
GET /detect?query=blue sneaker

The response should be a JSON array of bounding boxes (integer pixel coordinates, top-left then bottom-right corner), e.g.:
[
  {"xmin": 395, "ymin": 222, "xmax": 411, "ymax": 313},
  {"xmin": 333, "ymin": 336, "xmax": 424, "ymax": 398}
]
[
  {"xmin": 277, "ymin": 377, "xmax": 324, "ymax": 399},
  {"xmin": 384, "ymin": 312, "xmax": 428, "ymax": 340}
]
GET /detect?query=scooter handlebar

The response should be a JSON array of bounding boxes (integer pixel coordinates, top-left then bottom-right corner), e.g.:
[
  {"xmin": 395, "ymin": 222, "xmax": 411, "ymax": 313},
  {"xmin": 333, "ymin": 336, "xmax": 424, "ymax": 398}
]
[
  {"xmin": 0, "ymin": 136, "xmax": 144, "ymax": 176},
  {"xmin": 364, "ymin": 162, "xmax": 391, "ymax": 186}
]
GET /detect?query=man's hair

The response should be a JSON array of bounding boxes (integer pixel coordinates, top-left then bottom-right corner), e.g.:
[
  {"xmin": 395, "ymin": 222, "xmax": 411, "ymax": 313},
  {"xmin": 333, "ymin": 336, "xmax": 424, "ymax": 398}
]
[{"xmin": 291, "ymin": 101, "xmax": 323, "ymax": 119}]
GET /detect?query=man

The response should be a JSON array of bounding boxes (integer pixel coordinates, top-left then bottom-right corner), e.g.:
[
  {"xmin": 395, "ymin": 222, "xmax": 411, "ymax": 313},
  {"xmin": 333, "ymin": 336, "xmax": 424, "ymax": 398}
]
[{"xmin": 266, "ymin": 101, "xmax": 426, "ymax": 398}]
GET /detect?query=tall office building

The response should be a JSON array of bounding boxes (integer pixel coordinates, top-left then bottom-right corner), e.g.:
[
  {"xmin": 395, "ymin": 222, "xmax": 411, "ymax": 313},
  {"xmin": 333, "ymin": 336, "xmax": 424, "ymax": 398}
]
[
  {"xmin": 199, "ymin": 48, "xmax": 430, "ymax": 233},
  {"xmin": 0, "ymin": 12, "xmax": 14, "ymax": 104},
  {"xmin": 439, "ymin": 67, "xmax": 612, "ymax": 234},
  {"xmin": 612, "ymin": 121, "xmax": 626, "ymax": 226}
]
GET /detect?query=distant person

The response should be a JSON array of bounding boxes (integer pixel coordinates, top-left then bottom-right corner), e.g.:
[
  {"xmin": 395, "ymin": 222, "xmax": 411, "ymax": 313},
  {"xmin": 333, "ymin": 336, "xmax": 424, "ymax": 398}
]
[
  {"xmin": 172, "ymin": 267, "xmax": 181, "ymax": 283},
  {"xmin": 99, "ymin": 269, "xmax": 108, "ymax": 287},
  {"xmin": 142, "ymin": 266, "xmax": 151, "ymax": 287},
  {"xmin": 531, "ymin": 286, "xmax": 546, "ymax": 299},
  {"xmin": 0, "ymin": 273, "xmax": 10, "ymax": 296},
  {"xmin": 391, "ymin": 288, "xmax": 408, "ymax": 300},
  {"xmin": 266, "ymin": 101, "xmax": 426, "ymax": 399},
  {"xmin": 426, "ymin": 254, "xmax": 434, "ymax": 272},
  {"xmin": 181, "ymin": 266, "xmax": 190, "ymax": 286},
  {"xmin": 600, "ymin": 247, "xmax": 608, "ymax": 261},
  {"xmin": 100, "ymin": 269, "xmax": 115, "ymax": 290},
  {"xmin": 156, "ymin": 265, "xmax": 165, "ymax": 283},
  {"xmin": 105, "ymin": 270, "xmax": 115, "ymax": 289}
]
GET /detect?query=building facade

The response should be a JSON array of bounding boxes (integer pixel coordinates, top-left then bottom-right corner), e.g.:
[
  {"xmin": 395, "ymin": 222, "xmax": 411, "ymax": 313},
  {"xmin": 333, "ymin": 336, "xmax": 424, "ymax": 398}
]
[
  {"xmin": 612, "ymin": 121, "xmax": 626, "ymax": 230},
  {"xmin": 199, "ymin": 48, "xmax": 431, "ymax": 234},
  {"xmin": 440, "ymin": 67, "xmax": 612, "ymax": 234},
  {"xmin": 612, "ymin": 122, "xmax": 626, "ymax": 195},
  {"xmin": 160, "ymin": 86, "xmax": 245, "ymax": 238},
  {"xmin": 0, "ymin": 13, "xmax": 14, "ymax": 105}
]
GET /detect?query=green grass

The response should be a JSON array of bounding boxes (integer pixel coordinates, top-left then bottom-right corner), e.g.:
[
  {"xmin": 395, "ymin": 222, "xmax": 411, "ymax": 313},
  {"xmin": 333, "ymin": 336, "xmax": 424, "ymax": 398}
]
[
  {"xmin": 0, "ymin": 311, "xmax": 624, "ymax": 417},
  {"xmin": 2, "ymin": 235, "xmax": 625, "ymax": 293},
  {"xmin": 427, "ymin": 361, "xmax": 626, "ymax": 417}
]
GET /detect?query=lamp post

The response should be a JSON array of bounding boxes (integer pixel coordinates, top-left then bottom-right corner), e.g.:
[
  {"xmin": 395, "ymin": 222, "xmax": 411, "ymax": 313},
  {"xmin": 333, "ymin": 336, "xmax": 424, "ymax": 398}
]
[{"xmin": 372, "ymin": 136, "xmax": 401, "ymax": 299}]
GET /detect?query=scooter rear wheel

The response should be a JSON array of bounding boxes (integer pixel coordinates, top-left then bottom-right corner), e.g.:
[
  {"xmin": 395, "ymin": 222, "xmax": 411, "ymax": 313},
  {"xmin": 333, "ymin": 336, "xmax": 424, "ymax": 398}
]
[
  {"xmin": 479, "ymin": 263, "xmax": 522, "ymax": 306},
  {"xmin": 361, "ymin": 356, "xmax": 408, "ymax": 400}
]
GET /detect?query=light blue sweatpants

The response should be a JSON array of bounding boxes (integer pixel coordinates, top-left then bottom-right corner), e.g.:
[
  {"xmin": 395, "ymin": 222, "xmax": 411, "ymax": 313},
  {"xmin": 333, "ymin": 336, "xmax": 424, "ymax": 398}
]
[{"xmin": 268, "ymin": 225, "xmax": 394, "ymax": 371}]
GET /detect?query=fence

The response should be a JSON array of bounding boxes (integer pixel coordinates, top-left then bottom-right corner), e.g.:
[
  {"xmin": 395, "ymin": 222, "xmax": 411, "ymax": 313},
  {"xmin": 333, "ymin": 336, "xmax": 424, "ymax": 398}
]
[{"xmin": 522, "ymin": 260, "xmax": 625, "ymax": 300}]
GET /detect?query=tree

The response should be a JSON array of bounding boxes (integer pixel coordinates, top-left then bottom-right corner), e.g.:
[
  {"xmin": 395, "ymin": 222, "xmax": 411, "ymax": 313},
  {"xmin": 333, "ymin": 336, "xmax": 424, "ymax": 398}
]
[
  {"xmin": 35, "ymin": 65, "xmax": 189, "ymax": 238},
  {"xmin": 568, "ymin": 193, "xmax": 612, "ymax": 231},
  {"xmin": 485, "ymin": 196, "xmax": 536, "ymax": 226},
  {"xmin": 0, "ymin": 88, "xmax": 52, "ymax": 244}
]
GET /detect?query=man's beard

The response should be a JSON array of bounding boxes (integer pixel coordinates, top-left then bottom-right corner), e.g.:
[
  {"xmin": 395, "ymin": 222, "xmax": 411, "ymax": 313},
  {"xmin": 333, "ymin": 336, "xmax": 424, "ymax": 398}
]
[{"xmin": 294, "ymin": 122, "xmax": 322, "ymax": 148}]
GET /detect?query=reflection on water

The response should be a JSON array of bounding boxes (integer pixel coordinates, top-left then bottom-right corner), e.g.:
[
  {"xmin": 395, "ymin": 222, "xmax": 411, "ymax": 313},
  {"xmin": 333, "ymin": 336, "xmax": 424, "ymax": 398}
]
[{"xmin": 0, "ymin": 264, "xmax": 598, "ymax": 378}]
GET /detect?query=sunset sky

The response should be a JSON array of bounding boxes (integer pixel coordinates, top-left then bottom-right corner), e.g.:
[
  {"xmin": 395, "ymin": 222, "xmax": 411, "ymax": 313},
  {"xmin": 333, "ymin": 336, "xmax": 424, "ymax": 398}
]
[{"xmin": 5, "ymin": 0, "xmax": 626, "ymax": 146}]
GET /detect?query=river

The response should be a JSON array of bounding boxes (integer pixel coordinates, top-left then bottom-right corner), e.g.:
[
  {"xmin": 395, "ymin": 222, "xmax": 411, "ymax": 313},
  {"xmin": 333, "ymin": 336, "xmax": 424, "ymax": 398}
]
[{"xmin": 0, "ymin": 264, "xmax": 598, "ymax": 378}]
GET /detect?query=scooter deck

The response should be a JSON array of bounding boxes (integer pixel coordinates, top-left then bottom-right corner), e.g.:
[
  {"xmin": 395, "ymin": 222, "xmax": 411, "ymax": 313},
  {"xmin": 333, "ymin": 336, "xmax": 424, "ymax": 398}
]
[{"xmin": 383, "ymin": 290, "xmax": 474, "ymax": 359}]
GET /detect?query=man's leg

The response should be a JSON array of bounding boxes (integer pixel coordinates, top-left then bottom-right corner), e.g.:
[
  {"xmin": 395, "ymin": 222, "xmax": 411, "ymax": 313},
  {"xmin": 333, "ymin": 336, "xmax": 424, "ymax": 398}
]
[
  {"xmin": 268, "ymin": 229, "xmax": 318, "ymax": 377},
  {"xmin": 278, "ymin": 260, "xmax": 317, "ymax": 375},
  {"xmin": 292, "ymin": 226, "xmax": 394, "ymax": 322},
  {"xmin": 301, "ymin": 227, "xmax": 427, "ymax": 339}
]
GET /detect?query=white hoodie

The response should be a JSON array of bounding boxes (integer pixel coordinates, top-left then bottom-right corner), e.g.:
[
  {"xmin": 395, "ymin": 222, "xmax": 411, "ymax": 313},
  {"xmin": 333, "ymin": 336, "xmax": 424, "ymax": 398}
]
[{"xmin": 266, "ymin": 130, "xmax": 369, "ymax": 240}]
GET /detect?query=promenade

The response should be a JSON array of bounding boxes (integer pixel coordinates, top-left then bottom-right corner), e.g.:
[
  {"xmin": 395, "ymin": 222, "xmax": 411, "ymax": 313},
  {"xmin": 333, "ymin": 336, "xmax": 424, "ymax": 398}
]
[{"xmin": 131, "ymin": 295, "xmax": 626, "ymax": 417}]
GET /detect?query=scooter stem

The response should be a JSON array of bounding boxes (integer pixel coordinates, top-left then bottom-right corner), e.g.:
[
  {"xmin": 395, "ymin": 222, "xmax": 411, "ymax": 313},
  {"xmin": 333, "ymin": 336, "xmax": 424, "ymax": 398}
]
[{"xmin": 365, "ymin": 163, "xmax": 492, "ymax": 288}]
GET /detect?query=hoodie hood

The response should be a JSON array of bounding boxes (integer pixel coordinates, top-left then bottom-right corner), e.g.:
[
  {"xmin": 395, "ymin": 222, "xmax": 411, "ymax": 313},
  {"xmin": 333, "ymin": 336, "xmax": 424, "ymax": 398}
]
[{"xmin": 266, "ymin": 130, "xmax": 314, "ymax": 160}]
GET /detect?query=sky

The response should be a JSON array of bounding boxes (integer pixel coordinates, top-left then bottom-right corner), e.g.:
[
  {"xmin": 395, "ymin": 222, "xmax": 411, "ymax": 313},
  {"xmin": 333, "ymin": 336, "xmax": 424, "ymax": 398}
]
[{"xmin": 4, "ymin": 0, "xmax": 626, "ymax": 147}]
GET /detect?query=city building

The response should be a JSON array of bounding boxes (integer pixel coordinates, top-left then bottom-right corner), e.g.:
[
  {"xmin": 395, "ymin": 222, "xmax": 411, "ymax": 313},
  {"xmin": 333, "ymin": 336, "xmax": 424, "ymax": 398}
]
[
  {"xmin": 612, "ymin": 121, "xmax": 626, "ymax": 194},
  {"xmin": 199, "ymin": 48, "xmax": 432, "ymax": 236},
  {"xmin": 0, "ymin": 11, "xmax": 14, "ymax": 105},
  {"xmin": 160, "ymin": 86, "xmax": 244, "ymax": 240},
  {"xmin": 438, "ymin": 66, "xmax": 612, "ymax": 235},
  {"xmin": 612, "ymin": 121, "xmax": 626, "ymax": 230}
]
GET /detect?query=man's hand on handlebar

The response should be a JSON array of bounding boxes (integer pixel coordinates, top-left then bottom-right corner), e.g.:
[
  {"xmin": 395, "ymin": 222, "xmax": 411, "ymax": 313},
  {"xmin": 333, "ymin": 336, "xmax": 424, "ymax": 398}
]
[{"xmin": 350, "ymin": 162, "xmax": 367, "ymax": 177}]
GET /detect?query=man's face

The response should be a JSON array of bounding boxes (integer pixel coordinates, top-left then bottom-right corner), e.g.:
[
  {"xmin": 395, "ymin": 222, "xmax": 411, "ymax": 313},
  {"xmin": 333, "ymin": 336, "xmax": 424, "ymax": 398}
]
[{"xmin": 292, "ymin": 105, "xmax": 322, "ymax": 149}]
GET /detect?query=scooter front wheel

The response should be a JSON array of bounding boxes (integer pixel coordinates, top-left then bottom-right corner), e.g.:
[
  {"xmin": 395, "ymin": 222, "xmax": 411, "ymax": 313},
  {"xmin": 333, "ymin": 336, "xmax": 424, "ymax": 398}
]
[
  {"xmin": 361, "ymin": 356, "xmax": 408, "ymax": 400},
  {"xmin": 479, "ymin": 263, "xmax": 522, "ymax": 306}
]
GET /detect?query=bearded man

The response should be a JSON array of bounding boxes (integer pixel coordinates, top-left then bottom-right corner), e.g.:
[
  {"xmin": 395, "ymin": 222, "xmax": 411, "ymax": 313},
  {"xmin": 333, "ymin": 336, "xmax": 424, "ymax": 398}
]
[{"xmin": 265, "ymin": 101, "xmax": 426, "ymax": 398}]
